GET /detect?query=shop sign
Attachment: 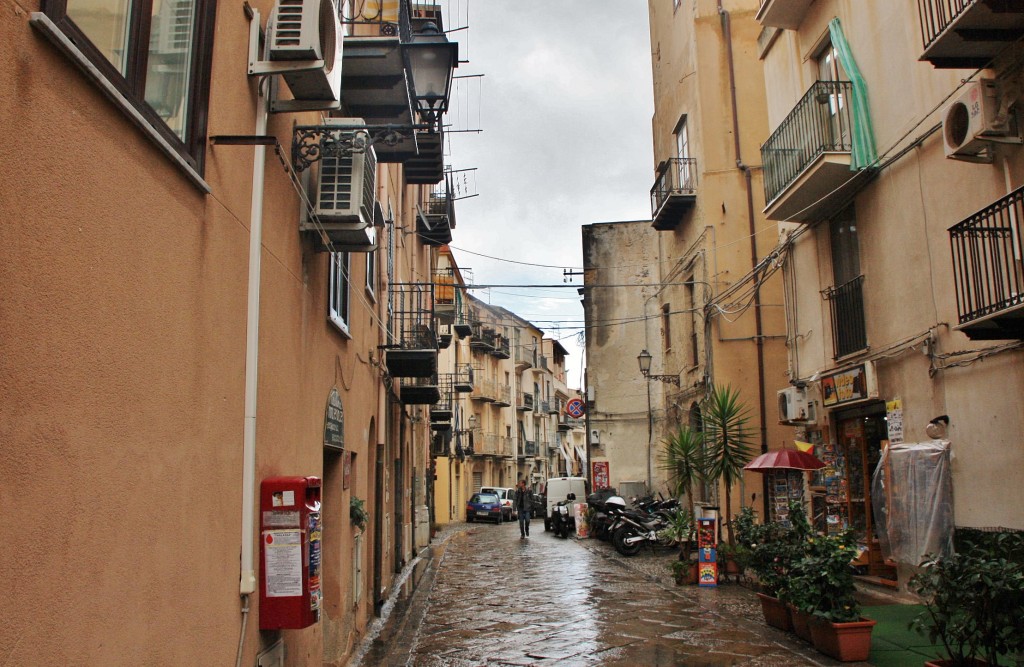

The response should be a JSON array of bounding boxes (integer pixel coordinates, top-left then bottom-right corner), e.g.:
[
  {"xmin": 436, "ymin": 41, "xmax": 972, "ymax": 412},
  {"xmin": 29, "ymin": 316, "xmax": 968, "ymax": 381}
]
[
  {"xmin": 820, "ymin": 364, "xmax": 873, "ymax": 408},
  {"xmin": 324, "ymin": 387, "xmax": 344, "ymax": 451},
  {"xmin": 886, "ymin": 399, "xmax": 904, "ymax": 444}
]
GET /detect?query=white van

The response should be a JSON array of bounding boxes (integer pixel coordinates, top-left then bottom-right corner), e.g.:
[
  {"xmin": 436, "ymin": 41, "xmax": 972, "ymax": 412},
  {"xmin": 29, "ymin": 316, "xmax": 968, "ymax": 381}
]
[{"xmin": 542, "ymin": 476, "xmax": 588, "ymax": 531}]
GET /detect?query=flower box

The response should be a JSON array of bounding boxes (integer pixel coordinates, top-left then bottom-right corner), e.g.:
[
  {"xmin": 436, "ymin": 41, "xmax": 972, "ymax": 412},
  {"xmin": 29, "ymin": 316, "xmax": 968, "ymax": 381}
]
[
  {"xmin": 757, "ymin": 593, "xmax": 792, "ymax": 631},
  {"xmin": 788, "ymin": 605, "xmax": 813, "ymax": 643}
]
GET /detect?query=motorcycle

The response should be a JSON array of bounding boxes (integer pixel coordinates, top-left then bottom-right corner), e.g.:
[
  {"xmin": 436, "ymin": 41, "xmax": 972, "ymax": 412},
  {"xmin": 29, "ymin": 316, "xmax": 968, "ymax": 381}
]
[
  {"xmin": 550, "ymin": 492, "xmax": 577, "ymax": 538},
  {"xmin": 609, "ymin": 504, "xmax": 673, "ymax": 556},
  {"xmin": 586, "ymin": 488, "xmax": 624, "ymax": 542}
]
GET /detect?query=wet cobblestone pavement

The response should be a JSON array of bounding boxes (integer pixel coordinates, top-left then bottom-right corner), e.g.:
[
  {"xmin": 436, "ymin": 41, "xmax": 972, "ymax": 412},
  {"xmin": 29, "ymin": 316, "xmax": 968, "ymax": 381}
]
[{"xmin": 355, "ymin": 521, "xmax": 863, "ymax": 666}]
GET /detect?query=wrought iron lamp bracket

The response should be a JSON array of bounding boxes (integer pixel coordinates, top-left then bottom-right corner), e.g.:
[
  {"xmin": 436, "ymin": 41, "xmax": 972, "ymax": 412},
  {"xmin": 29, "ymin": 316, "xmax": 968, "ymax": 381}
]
[
  {"xmin": 644, "ymin": 373, "xmax": 682, "ymax": 387},
  {"xmin": 292, "ymin": 123, "xmax": 429, "ymax": 172}
]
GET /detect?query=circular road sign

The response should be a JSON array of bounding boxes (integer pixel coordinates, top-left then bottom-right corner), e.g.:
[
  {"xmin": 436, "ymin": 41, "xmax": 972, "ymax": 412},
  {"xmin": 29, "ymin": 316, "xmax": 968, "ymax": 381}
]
[{"xmin": 565, "ymin": 398, "xmax": 585, "ymax": 418}]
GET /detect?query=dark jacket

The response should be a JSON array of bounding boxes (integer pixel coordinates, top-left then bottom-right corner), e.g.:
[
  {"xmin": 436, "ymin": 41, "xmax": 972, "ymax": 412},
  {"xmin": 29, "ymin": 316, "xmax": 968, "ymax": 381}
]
[{"xmin": 513, "ymin": 487, "xmax": 530, "ymax": 512}]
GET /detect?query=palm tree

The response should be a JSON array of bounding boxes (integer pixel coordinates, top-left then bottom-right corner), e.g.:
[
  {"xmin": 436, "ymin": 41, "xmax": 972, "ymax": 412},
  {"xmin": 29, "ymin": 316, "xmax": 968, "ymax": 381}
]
[
  {"xmin": 703, "ymin": 384, "xmax": 755, "ymax": 547},
  {"xmin": 660, "ymin": 425, "xmax": 705, "ymax": 522}
]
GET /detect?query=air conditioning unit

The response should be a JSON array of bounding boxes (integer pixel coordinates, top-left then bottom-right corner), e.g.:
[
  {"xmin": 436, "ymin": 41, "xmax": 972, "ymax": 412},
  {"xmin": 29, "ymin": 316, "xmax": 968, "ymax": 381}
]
[
  {"xmin": 778, "ymin": 386, "xmax": 815, "ymax": 425},
  {"xmin": 301, "ymin": 119, "xmax": 378, "ymax": 251},
  {"xmin": 943, "ymin": 79, "xmax": 1014, "ymax": 162},
  {"xmin": 152, "ymin": 0, "xmax": 196, "ymax": 56},
  {"xmin": 267, "ymin": 0, "xmax": 343, "ymax": 102}
]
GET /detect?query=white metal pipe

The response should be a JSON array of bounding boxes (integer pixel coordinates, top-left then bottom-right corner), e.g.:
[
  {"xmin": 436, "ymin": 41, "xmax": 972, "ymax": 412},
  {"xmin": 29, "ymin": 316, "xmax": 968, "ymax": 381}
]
[{"xmin": 240, "ymin": 78, "xmax": 270, "ymax": 596}]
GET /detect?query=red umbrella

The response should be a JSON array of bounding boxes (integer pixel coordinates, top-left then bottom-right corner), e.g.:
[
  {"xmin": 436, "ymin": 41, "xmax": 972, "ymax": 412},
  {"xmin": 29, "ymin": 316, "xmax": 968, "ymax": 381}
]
[{"xmin": 744, "ymin": 449, "xmax": 826, "ymax": 472}]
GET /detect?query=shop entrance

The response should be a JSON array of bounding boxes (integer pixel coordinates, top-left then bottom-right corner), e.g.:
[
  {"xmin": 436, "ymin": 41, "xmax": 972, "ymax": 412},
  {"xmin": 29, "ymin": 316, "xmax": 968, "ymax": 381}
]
[{"xmin": 813, "ymin": 404, "xmax": 896, "ymax": 580}]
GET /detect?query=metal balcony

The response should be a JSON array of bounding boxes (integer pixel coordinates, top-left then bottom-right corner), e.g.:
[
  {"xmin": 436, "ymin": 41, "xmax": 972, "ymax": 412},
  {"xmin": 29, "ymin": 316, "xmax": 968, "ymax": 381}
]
[
  {"xmin": 469, "ymin": 323, "xmax": 496, "ymax": 352},
  {"xmin": 762, "ymin": 81, "xmax": 871, "ymax": 222},
  {"xmin": 404, "ymin": 128, "xmax": 445, "ymax": 185},
  {"xmin": 491, "ymin": 335, "xmax": 510, "ymax": 359},
  {"xmin": 755, "ymin": 0, "xmax": 814, "ymax": 30},
  {"xmin": 384, "ymin": 283, "xmax": 437, "ymax": 377},
  {"xmin": 919, "ymin": 0, "xmax": 1024, "ymax": 69},
  {"xmin": 399, "ymin": 374, "xmax": 441, "ymax": 405},
  {"xmin": 431, "ymin": 375, "xmax": 454, "ymax": 422},
  {"xmin": 340, "ymin": 0, "xmax": 417, "ymax": 162},
  {"xmin": 517, "ymin": 392, "xmax": 534, "ymax": 412},
  {"xmin": 418, "ymin": 175, "xmax": 455, "ymax": 246},
  {"xmin": 523, "ymin": 440, "xmax": 537, "ymax": 457},
  {"xmin": 514, "ymin": 345, "xmax": 534, "ymax": 370},
  {"xmin": 650, "ymin": 157, "xmax": 697, "ymax": 231},
  {"xmin": 453, "ymin": 364, "xmax": 475, "ymax": 393},
  {"xmin": 949, "ymin": 185, "xmax": 1024, "ymax": 339},
  {"xmin": 823, "ymin": 275, "xmax": 868, "ymax": 359}
]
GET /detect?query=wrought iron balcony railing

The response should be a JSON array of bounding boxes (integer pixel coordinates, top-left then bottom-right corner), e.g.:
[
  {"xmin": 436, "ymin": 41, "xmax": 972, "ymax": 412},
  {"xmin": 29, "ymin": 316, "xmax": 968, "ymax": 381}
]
[
  {"xmin": 650, "ymin": 157, "xmax": 698, "ymax": 230},
  {"xmin": 823, "ymin": 275, "xmax": 867, "ymax": 359},
  {"xmin": 761, "ymin": 80, "xmax": 853, "ymax": 208},
  {"xmin": 949, "ymin": 186, "xmax": 1024, "ymax": 339},
  {"xmin": 917, "ymin": 0, "xmax": 1024, "ymax": 68}
]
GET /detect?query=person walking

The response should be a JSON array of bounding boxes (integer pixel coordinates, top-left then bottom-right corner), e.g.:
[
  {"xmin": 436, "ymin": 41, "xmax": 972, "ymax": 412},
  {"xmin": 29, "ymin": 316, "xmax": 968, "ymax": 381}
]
[{"xmin": 514, "ymin": 479, "xmax": 531, "ymax": 538}]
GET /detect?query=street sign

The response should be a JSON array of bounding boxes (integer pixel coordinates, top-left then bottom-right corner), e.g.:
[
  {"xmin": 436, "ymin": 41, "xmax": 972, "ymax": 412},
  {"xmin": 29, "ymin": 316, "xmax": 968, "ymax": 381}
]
[{"xmin": 565, "ymin": 398, "xmax": 585, "ymax": 418}]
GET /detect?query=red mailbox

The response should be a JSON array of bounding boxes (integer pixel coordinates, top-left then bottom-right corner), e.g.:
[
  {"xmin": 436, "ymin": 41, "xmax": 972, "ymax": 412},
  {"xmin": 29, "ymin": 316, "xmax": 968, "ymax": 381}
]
[{"xmin": 259, "ymin": 476, "xmax": 322, "ymax": 630}]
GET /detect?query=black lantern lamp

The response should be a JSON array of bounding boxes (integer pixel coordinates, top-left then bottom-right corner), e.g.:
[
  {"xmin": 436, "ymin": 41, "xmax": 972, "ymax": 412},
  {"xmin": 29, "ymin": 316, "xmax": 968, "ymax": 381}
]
[
  {"xmin": 404, "ymin": 22, "xmax": 458, "ymax": 128},
  {"xmin": 637, "ymin": 348, "xmax": 680, "ymax": 387}
]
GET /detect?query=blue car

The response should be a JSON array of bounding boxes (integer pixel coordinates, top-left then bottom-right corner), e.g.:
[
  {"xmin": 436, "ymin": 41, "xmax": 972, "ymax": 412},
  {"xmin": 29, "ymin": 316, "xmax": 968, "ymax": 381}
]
[{"xmin": 466, "ymin": 492, "xmax": 503, "ymax": 524}]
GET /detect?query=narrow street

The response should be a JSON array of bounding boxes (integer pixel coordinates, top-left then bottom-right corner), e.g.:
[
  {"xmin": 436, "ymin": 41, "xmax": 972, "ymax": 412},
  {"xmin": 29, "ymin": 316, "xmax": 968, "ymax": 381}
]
[{"xmin": 354, "ymin": 523, "xmax": 851, "ymax": 667}]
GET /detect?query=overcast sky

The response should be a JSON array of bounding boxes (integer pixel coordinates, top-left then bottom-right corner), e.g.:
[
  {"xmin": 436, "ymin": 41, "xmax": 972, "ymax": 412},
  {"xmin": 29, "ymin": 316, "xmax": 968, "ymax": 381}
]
[{"xmin": 440, "ymin": 0, "xmax": 655, "ymax": 389}]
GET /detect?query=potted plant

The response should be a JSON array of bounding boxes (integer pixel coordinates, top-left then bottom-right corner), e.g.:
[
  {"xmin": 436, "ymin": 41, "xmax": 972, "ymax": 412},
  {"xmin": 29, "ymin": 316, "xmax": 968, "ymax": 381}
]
[
  {"xmin": 790, "ymin": 528, "xmax": 876, "ymax": 661},
  {"xmin": 657, "ymin": 507, "xmax": 695, "ymax": 555},
  {"xmin": 350, "ymin": 495, "xmax": 370, "ymax": 533},
  {"xmin": 670, "ymin": 558, "xmax": 699, "ymax": 586},
  {"xmin": 659, "ymin": 425, "xmax": 705, "ymax": 530},
  {"xmin": 738, "ymin": 503, "xmax": 811, "ymax": 633},
  {"xmin": 910, "ymin": 532, "xmax": 1024, "ymax": 666},
  {"xmin": 701, "ymin": 385, "xmax": 755, "ymax": 547}
]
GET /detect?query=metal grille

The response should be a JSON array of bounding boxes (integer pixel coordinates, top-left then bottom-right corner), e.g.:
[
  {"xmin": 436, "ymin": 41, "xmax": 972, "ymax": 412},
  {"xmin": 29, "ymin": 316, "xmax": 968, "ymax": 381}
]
[
  {"xmin": 761, "ymin": 80, "xmax": 853, "ymax": 206},
  {"xmin": 389, "ymin": 283, "xmax": 435, "ymax": 350},
  {"xmin": 949, "ymin": 186, "xmax": 1024, "ymax": 325},
  {"xmin": 823, "ymin": 275, "xmax": 867, "ymax": 359},
  {"xmin": 650, "ymin": 157, "xmax": 698, "ymax": 216}
]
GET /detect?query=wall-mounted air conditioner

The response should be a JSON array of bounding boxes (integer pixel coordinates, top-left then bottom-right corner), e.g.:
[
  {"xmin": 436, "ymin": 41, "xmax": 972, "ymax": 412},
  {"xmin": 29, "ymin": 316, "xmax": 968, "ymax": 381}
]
[
  {"xmin": 437, "ymin": 324, "xmax": 453, "ymax": 349},
  {"xmin": 778, "ymin": 386, "xmax": 816, "ymax": 425},
  {"xmin": 300, "ymin": 119, "xmax": 378, "ymax": 252},
  {"xmin": 943, "ymin": 79, "xmax": 1017, "ymax": 162},
  {"xmin": 266, "ymin": 0, "xmax": 343, "ymax": 103},
  {"xmin": 152, "ymin": 0, "xmax": 196, "ymax": 56}
]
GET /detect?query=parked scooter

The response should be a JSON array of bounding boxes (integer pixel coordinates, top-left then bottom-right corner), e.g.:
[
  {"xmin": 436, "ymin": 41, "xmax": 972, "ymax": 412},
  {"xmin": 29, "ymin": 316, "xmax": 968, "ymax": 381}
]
[{"xmin": 550, "ymin": 493, "xmax": 577, "ymax": 538}]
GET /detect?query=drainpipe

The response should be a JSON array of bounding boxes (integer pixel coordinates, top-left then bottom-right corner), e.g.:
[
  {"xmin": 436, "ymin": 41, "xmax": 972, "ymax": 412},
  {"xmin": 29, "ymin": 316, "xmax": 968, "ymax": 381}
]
[{"xmin": 719, "ymin": 0, "xmax": 770, "ymax": 517}]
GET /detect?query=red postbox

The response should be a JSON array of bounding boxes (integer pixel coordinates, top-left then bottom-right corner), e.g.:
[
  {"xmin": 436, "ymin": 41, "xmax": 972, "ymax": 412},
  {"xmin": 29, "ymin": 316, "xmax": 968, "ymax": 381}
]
[{"xmin": 259, "ymin": 476, "xmax": 322, "ymax": 630}]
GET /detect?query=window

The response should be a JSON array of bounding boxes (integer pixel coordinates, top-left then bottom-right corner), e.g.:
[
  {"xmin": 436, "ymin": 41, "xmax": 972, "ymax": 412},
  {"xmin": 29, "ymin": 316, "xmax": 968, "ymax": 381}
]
[
  {"xmin": 662, "ymin": 303, "xmax": 672, "ymax": 353},
  {"xmin": 826, "ymin": 207, "xmax": 866, "ymax": 357},
  {"xmin": 815, "ymin": 41, "xmax": 850, "ymax": 149},
  {"xmin": 329, "ymin": 252, "xmax": 351, "ymax": 335},
  {"xmin": 366, "ymin": 247, "xmax": 377, "ymax": 300},
  {"xmin": 39, "ymin": 0, "xmax": 217, "ymax": 176}
]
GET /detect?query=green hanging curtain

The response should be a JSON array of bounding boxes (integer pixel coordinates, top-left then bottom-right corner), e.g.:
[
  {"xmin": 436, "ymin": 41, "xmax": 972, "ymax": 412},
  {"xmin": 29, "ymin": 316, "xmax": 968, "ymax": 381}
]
[{"xmin": 829, "ymin": 18, "xmax": 878, "ymax": 170}]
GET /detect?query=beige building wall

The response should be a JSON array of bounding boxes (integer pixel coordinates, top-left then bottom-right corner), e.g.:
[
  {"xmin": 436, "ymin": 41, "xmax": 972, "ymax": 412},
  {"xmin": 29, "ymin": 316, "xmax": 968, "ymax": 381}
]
[
  {"xmin": 1, "ymin": 2, "xmax": 448, "ymax": 664},
  {"xmin": 583, "ymin": 1, "xmax": 789, "ymax": 511},
  {"xmin": 758, "ymin": 0, "xmax": 1024, "ymax": 582}
]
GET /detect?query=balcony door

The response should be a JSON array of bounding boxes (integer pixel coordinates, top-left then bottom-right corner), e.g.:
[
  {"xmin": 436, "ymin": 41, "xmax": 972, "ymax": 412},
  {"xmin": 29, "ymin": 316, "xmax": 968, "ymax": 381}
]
[
  {"xmin": 675, "ymin": 116, "xmax": 692, "ymax": 189},
  {"xmin": 828, "ymin": 207, "xmax": 867, "ymax": 357},
  {"xmin": 816, "ymin": 43, "xmax": 850, "ymax": 151}
]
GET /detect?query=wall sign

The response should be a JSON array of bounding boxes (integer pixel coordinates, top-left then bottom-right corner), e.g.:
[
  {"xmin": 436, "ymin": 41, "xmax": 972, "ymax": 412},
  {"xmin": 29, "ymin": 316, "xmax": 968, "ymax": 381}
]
[
  {"xmin": 324, "ymin": 387, "xmax": 344, "ymax": 451},
  {"xmin": 821, "ymin": 364, "xmax": 871, "ymax": 407}
]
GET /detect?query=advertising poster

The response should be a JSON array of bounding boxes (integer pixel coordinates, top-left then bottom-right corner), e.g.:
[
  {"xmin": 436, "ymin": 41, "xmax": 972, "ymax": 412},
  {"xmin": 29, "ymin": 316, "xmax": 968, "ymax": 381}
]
[
  {"xmin": 592, "ymin": 461, "xmax": 610, "ymax": 489},
  {"xmin": 264, "ymin": 530, "xmax": 303, "ymax": 597}
]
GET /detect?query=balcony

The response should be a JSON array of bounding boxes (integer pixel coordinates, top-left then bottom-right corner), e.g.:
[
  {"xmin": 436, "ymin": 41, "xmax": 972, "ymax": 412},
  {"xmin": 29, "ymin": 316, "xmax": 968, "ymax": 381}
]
[
  {"xmin": 824, "ymin": 275, "xmax": 868, "ymax": 359},
  {"xmin": 523, "ymin": 440, "xmax": 537, "ymax": 457},
  {"xmin": 493, "ymin": 383, "xmax": 512, "ymax": 407},
  {"xmin": 469, "ymin": 323, "xmax": 496, "ymax": 352},
  {"xmin": 558, "ymin": 414, "xmax": 583, "ymax": 431},
  {"xmin": 399, "ymin": 375, "xmax": 441, "ymax": 405},
  {"xmin": 761, "ymin": 81, "xmax": 871, "ymax": 222},
  {"xmin": 949, "ymin": 186, "xmax": 1024, "ymax": 339},
  {"xmin": 418, "ymin": 175, "xmax": 455, "ymax": 246},
  {"xmin": 514, "ymin": 345, "xmax": 535, "ymax": 370},
  {"xmin": 431, "ymin": 375, "xmax": 454, "ymax": 423},
  {"xmin": 340, "ymin": 0, "xmax": 417, "ymax": 162},
  {"xmin": 433, "ymin": 268, "xmax": 457, "ymax": 319},
  {"xmin": 404, "ymin": 128, "xmax": 445, "ymax": 185},
  {"xmin": 650, "ymin": 158, "xmax": 697, "ymax": 231},
  {"xmin": 491, "ymin": 335, "xmax": 511, "ymax": 359},
  {"xmin": 453, "ymin": 364, "xmax": 475, "ymax": 393},
  {"xmin": 470, "ymin": 378, "xmax": 497, "ymax": 402},
  {"xmin": 517, "ymin": 392, "xmax": 534, "ymax": 412},
  {"xmin": 919, "ymin": 0, "xmax": 1024, "ymax": 69},
  {"xmin": 384, "ymin": 283, "xmax": 437, "ymax": 377},
  {"xmin": 755, "ymin": 0, "xmax": 814, "ymax": 30}
]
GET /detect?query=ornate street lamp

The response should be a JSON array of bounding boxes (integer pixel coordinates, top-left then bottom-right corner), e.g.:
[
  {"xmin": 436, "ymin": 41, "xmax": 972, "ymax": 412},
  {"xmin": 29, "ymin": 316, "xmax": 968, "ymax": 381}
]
[
  {"xmin": 637, "ymin": 349, "xmax": 680, "ymax": 386},
  {"xmin": 403, "ymin": 22, "xmax": 458, "ymax": 129}
]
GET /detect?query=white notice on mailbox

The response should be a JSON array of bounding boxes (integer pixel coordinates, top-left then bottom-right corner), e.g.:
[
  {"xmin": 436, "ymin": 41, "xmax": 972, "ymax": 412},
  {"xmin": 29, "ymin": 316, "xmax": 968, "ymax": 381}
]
[{"xmin": 264, "ymin": 529, "xmax": 302, "ymax": 597}]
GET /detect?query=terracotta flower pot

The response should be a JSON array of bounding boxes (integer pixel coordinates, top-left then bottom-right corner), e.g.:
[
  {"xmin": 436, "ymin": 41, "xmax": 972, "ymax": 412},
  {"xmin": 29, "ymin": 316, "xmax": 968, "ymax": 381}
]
[
  {"xmin": 787, "ymin": 605, "xmax": 813, "ymax": 643},
  {"xmin": 808, "ymin": 616, "xmax": 877, "ymax": 662},
  {"xmin": 756, "ymin": 593, "xmax": 792, "ymax": 631}
]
